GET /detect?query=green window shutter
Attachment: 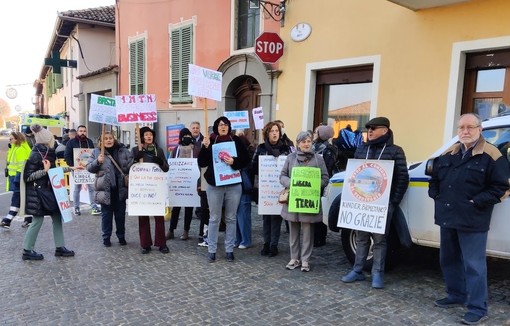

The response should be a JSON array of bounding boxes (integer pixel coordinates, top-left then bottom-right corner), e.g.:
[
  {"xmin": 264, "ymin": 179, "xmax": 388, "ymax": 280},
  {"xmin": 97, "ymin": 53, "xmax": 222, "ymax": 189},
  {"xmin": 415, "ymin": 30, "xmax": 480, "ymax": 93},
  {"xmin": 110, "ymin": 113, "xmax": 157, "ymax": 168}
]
[
  {"xmin": 55, "ymin": 73, "xmax": 63, "ymax": 89},
  {"xmin": 129, "ymin": 39, "xmax": 146, "ymax": 95},
  {"xmin": 171, "ymin": 24, "xmax": 193, "ymax": 103}
]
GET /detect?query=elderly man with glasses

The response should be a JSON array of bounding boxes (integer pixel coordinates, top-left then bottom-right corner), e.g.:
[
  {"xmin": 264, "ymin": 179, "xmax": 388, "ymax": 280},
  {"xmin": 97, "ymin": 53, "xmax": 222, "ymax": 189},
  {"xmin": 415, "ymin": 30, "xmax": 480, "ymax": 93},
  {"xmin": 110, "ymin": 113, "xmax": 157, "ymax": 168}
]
[
  {"xmin": 341, "ymin": 116, "xmax": 409, "ymax": 289},
  {"xmin": 428, "ymin": 113, "xmax": 510, "ymax": 325}
]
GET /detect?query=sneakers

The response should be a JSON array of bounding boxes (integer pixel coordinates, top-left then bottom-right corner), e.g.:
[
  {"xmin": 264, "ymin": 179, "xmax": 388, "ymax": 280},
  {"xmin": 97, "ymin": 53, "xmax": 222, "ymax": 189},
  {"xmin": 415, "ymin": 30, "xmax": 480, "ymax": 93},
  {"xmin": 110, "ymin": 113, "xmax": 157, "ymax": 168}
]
[
  {"xmin": 238, "ymin": 244, "xmax": 248, "ymax": 249},
  {"xmin": 461, "ymin": 312, "xmax": 488, "ymax": 325},
  {"xmin": 301, "ymin": 262, "xmax": 310, "ymax": 272},
  {"xmin": 91, "ymin": 207, "xmax": 101, "ymax": 216},
  {"xmin": 434, "ymin": 297, "xmax": 465, "ymax": 308},
  {"xmin": 0, "ymin": 218, "xmax": 11, "ymax": 229},
  {"xmin": 55, "ymin": 247, "xmax": 75, "ymax": 257},
  {"xmin": 22, "ymin": 249, "xmax": 44, "ymax": 261},
  {"xmin": 285, "ymin": 259, "xmax": 301, "ymax": 270},
  {"xmin": 341, "ymin": 270, "xmax": 366, "ymax": 283},
  {"xmin": 198, "ymin": 237, "xmax": 209, "ymax": 247},
  {"xmin": 73, "ymin": 208, "xmax": 81, "ymax": 216}
]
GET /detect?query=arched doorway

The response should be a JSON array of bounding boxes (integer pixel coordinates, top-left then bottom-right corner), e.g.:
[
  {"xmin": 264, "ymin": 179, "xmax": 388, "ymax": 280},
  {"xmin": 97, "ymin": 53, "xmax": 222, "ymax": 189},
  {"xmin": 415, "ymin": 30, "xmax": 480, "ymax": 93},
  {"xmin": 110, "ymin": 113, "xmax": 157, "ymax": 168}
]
[{"xmin": 230, "ymin": 76, "xmax": 261, "ymax": 146}]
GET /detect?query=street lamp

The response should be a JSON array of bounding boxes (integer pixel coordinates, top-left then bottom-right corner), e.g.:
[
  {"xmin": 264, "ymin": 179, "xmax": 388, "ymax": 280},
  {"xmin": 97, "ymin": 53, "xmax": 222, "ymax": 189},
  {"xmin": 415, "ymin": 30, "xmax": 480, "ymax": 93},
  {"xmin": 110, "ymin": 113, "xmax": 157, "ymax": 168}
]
[{"xmin": 249, "ymin": 0, "xmax": 287, "ymax": 27}]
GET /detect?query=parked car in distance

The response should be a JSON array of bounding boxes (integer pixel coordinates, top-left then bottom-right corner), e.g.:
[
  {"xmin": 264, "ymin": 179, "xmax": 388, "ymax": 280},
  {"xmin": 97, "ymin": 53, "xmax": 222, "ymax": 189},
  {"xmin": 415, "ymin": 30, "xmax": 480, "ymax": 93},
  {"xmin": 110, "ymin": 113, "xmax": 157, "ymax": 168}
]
[
  {"xmin": 0, "ymin": 129, "xmax": 12, "ymax": 136},
  {"xmin": 322, "ymin": 114, "xmax": 510, "ymax": 270}
]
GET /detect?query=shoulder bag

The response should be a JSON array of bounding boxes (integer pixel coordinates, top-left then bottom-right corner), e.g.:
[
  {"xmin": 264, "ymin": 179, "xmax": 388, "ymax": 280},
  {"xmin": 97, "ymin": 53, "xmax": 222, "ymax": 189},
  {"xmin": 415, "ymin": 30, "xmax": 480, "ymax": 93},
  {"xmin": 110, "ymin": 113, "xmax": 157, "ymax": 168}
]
[{"xmin": 107, "ymin": 154, "xmax": 129, "ymax": 188}]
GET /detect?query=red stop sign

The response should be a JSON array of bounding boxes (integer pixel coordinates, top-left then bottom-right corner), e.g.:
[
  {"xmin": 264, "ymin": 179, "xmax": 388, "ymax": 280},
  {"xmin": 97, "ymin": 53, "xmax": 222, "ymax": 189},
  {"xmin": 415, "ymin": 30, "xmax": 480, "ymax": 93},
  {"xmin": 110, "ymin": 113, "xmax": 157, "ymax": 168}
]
[{"xmin": 255, "ymin": 32, "xmax": 284, "ymax": 64}]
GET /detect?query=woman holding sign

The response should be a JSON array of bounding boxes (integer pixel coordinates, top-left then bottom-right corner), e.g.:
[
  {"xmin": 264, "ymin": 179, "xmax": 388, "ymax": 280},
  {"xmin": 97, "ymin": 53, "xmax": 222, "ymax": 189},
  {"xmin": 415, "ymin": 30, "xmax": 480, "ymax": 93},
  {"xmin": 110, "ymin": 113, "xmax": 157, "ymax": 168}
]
[
  {"xmin": 198, "ymin": 116, "xmax": 250, "ymax": 263},
  {"xmin": 252, "ymin": 121, "xmax": 293, "ymax": 257},
  {"xmin": 280, "ymin": 131, "xmax": 329, "ymax": 272},
  {"xmin": 87, "ymin": 132, "xmax": 133, "ymax": 248},
  {"xmin": 21, "ymin": 125, "xmax": 79, "ymax": 260}
]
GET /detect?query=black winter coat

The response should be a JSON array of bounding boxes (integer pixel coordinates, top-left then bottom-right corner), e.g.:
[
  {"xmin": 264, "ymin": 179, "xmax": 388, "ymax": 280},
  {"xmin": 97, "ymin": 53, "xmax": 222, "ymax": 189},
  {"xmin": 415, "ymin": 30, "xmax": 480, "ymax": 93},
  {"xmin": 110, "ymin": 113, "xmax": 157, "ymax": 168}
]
[
  {"xmin": 132, "ymin": 144, "xmax": 169, "ymax": 172},
  {"xmin": 428, "ymin": 137, "xmax": 510, "ymax": 232},
  {"xmin": 354, "ymin": 130, "xmax": 409, "ymax": 205}
]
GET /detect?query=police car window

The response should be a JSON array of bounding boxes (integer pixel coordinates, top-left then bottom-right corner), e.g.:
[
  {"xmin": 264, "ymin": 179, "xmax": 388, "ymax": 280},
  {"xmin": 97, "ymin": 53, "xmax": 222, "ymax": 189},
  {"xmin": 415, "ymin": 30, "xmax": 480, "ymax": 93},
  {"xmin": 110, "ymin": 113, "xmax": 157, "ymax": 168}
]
[{"xmin": 482, "ymin": 127, "xmax": 510, "ymax": 163}]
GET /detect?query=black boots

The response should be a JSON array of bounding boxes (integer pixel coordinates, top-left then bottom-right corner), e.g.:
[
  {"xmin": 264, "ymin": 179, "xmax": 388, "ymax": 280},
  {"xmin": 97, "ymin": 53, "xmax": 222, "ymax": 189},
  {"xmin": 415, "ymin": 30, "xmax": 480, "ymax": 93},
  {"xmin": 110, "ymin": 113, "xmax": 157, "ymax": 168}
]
[
  {"xmin": 260, "ymin": 243, "xmax": 270, "ymax": 256},
  {"xmin": 55, "ymin": 247, "xmax": 75, "ymax": 257},
  {"xmin": 269, "ymin": 245, "xmax": 278, "ymax": 257}
]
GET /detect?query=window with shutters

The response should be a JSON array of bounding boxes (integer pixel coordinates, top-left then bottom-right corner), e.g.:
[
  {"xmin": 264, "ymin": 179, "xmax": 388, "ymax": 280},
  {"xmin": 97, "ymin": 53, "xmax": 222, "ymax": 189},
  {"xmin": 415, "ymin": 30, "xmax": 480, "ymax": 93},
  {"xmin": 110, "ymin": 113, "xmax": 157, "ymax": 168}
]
[
  {"xmin": 129, "ymin": 38, "xmax": 146, "ymax": 95},
  {"xmin": 170, "ymin": 24, "xmax": 193, "ymax": 104}
]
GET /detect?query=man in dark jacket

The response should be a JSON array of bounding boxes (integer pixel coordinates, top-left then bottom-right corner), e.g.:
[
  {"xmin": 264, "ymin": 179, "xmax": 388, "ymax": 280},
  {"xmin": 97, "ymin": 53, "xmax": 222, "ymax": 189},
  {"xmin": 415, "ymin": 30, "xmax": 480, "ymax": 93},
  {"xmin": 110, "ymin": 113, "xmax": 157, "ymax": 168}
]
[
  {"xmin": 64, "ymin": 125, "xmax": 100, "ymax": 216},
  {"xmin": 341, "ymin": 116, "xmax": 409, "ymax": 289},
  {"xmin": 428, "ymin": 113, "xmax": 510, "ymax": 325}
]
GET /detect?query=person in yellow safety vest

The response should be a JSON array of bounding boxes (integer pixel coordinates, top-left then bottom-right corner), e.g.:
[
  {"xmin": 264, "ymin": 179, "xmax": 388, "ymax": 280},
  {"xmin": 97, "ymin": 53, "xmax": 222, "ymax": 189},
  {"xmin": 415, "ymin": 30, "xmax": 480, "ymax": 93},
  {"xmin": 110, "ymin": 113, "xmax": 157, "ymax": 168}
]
[{"xmin": 1, "ymin": 131, "xmax": 32, "ymax": 229}]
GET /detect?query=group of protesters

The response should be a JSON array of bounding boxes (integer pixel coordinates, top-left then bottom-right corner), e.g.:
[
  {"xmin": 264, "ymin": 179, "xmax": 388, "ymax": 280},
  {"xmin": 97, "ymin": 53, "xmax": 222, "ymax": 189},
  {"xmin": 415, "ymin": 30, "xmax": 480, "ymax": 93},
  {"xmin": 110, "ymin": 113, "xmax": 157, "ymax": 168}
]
[{"xmin": 3, "ymin": 112, "xmax": 507, "ymax": 325}]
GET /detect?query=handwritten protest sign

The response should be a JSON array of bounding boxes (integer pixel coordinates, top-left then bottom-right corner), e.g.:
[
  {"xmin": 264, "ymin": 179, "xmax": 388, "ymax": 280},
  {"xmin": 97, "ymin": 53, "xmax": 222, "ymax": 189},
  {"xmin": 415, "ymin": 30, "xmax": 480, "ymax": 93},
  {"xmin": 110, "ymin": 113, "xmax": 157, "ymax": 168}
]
[
  {"xmin": 48, "ymin": 168, "xmax": 73, "ymax": 223},
  {"xmin": 338, "ymin": 159, "xmax": 394, "ymax": 234},
  {"xmin": 127, "ymin": 163, "xmax": 167, "ymax": 216},
  {"xmin": 212, "ymin": 142, "xmax": 241, "ymax": 186},
  {"xmin": 167, "ymin": 158, "xmax": 201, "ymax": 207},
  {"xmin": 258, "ymin": 155, "xmax": 287, "ymax": 215},
  {"xmin": 225, "ymin": 111, "xmax": 250, "ymax": 130},
  {"xmin": 288, "ymin": 167, "xmax": 321, "ymax": 214},
  {"xmin": 89, "ymin": 94, "xmax": 119, "ymax": 126},
  {"xmin": 188, "ymin": 64, "xmax": 222, "ymax": 101},
  {"xmin": 252, "ymin": 107, "xmax": 264, "ymax": 130},
  {"xmin": 115, "ymin": 94, "xmax": 157, "ymax": 123}
]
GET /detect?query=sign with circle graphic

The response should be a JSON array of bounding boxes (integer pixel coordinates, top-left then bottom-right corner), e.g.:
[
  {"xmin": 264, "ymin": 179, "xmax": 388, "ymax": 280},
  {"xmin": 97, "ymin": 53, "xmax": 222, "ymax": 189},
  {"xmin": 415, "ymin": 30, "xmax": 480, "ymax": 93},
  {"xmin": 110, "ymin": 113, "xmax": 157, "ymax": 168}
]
[{"xmin": 337, "ymin": 159, "xmax": 394, "ymax": 234}]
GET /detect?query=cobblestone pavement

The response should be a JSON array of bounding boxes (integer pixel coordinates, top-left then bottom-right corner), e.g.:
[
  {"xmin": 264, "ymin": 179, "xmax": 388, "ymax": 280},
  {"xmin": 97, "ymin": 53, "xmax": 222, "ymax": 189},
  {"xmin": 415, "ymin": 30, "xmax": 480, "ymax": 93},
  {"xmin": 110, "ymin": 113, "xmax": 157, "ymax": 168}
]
[{"xmin": 0, "ymin": 204, "xmax": 508, "ymax": 325}]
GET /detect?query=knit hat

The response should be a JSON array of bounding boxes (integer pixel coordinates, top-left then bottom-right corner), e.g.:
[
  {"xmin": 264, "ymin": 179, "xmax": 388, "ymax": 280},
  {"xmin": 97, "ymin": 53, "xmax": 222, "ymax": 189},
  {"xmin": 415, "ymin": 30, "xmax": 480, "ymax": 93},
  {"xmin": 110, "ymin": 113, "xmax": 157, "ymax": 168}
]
[
  {"xmin": 30, "ymin": 124, "xmax": 54, "ymax": 146},
  {"xmin": 296, "ymin": 131, "xmax": 312, "ymax": 144},
  {"xmin": 212, "ymin": 116, "xmax": 232, "ymax": 135},
  {"xmin": 139, "ymin": 126, "xmax": 155, "ymax": 144},
  {"xmin": 365, "ymin": 117, "xmax": 390, "ymax": 128},
  {"xmin": 179, "ymin": 128, "xmax": 194, "ymax": 145},
  {"xmin": 316, "ymin": 125, "xmax": 334, "ymax": 141}
]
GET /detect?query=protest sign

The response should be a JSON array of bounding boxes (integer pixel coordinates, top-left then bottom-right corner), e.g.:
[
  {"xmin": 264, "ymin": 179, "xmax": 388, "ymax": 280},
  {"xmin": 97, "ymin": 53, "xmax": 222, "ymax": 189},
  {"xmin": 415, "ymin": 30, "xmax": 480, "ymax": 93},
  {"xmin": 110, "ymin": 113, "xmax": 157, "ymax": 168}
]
[
  {"xmin": 48, "ymin": 168, "xmax": 73, "ymax": 223},
  {"xmin": 258, "ymin": 155, "xmax": 287, "ymax": 215},
  {"xmin": 167, "ymin": 158, "xmax": 201, "ymax": 207},
  {"xmin": 128, "ymin": 163, "xmax": 167, "ymax": 216},
  {"xmin": 89, "ymin": 94, "xmax": 119, "ymax": 126},
  {"xmin": 115, "ymin": 94, "xmax": 157, "ymax": 123},
  {"xmin": 211, "ymin": 142, "xmax": 241, "ymax": 186},
  {"xmin": 288, "ymin": 167, "xmax": 321, "ymax": 214},
  {"xmin": 224, "ymin": 111, "xmax": 250, "ymax": 130},
  {"xmin": 337, "ymin": 159, "xmax": 394, "ymax": 234},
  {"xmin": 188, "ymin": 64, "xmax": 222, "ymax": 101},
  {"xmin": 166, "ymin": 124, "xmax": 185, "ymax": 158},
  {"xmin": 72, "ymin": 148, "xmax": 95, "ymax": 184},
  {"xmin": 252, "ymin": 107, "xmax": 264, "ymax": 130}
]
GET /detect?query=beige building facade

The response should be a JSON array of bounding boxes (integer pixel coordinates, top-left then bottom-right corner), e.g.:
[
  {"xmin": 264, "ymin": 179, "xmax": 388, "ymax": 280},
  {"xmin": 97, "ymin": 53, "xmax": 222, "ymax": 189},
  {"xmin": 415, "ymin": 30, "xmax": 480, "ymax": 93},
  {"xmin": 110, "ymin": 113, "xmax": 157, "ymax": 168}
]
[{"xmin": 276, "ymin": 0, "xmax": 510, "ymax": 162}]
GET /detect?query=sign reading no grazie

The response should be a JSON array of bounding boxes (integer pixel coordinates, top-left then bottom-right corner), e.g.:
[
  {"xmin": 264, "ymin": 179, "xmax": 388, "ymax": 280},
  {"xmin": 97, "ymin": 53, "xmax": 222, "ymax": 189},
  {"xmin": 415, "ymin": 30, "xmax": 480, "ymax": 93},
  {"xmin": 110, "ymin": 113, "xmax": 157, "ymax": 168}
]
[
  {"xmin": 127, "ymin": 163, "xmax": 167, "ymax": 216},
  {"xmin": 115, "ymin": 94, "xmax": 157, "ymax": 123},
  {"xmin": 337, "ymin": 159, "xmax": 394, "ymax": 234}
]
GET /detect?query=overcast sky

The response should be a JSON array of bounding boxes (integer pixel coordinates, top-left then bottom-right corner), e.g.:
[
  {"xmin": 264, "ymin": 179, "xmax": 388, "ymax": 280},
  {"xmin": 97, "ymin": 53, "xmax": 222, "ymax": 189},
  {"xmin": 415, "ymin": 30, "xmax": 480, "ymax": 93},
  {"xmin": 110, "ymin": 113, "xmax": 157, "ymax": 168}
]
[{"xmin": 0, "ymin": 0, "xmax": 115, "ymax": 113}]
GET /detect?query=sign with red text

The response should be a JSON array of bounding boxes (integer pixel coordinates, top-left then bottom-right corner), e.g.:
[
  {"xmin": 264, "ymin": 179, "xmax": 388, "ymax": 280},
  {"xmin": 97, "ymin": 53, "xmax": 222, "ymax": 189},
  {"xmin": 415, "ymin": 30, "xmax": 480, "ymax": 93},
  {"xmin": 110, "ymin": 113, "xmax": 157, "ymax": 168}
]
[
  {"xmin": 72, "ymin": 148, "xmax": 95, "ymax": 184},
  {"xmin": 225, "ymin": 111, "xmax": 250, "ymax": 130},
  {"xmin": 89, "ymin": 94, "xmax": 119, "ymax": 126},
  {"xmin": 252, "ymin": 107, "xmax": 264, "ymax": 130},
  {"xmin": 338, "ymin": 159, "xmax": 394, "ymax": 234},
  {"xmin": 167, "ymin": 158, "xmax": 201, "ymax": 207},
  {"xmin": 255, "ymin": 32, "xmax": 284, "ymax": 64},
  {"xmin": 188, "ymin": 64, "xmax": 222, "ymax": 101},
  {"xmin": 258, "ymin": 155, "xmax": 287, "ymax": 215},
  {"xmin": 115, "ymin": 94, "xmax": 157, "ymax": 123},
  {"xmin": 211, "ymin": 142, "xmax": 241, "ymax": 186},
  {"xmin": 128, "ymin": 163, "xmax": 167, "ymax": 216},
  {"xmin": 48, "ymin": 167, "xmax": 73, "ymax": 223}
]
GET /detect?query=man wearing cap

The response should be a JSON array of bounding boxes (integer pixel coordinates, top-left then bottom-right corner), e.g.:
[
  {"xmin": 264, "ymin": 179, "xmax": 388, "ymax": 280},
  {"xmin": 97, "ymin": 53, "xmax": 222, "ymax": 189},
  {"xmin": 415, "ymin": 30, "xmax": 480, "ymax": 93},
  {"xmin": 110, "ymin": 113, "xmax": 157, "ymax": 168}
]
[{"xmin": 341, "ymin": 116, "xmax": 409, "ymax": 289}]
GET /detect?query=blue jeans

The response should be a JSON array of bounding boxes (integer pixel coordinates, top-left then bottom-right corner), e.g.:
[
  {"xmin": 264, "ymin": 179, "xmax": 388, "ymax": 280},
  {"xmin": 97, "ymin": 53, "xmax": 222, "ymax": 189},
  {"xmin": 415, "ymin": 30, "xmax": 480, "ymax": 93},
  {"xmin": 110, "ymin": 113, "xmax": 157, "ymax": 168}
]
[
  {"xmin": 236, "ymin": 193, "xmax": 252, "ymax": 247},
  {"xmin": 440, "ymin": 227, "xmax": 488, "ymax": 317},
  {"xmin": 206, "ymin": 183, "xmax": 242, "ymax": 254},
  {"xmin": 101, "ymin": 190, "xmax": 126, "ymax": 240},
  {"xmin": 73, "ymin": 183, "xmax": 97, "ymax": 209}
]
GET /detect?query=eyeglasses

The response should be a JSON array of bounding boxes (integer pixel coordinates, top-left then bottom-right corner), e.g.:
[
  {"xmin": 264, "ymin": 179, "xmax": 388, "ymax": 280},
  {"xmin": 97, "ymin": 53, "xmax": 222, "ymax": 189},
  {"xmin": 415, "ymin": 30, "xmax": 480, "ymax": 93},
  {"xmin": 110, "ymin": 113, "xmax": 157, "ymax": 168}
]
[
  {"xmin": 366, "ymin": 126, "xmax": 386, "ymax": 131},
  {"xmin": 218, "ymin": 122, "xmax": 230, "ymax": 127},
  {"xmin": 457, "ymin": 125, "xmax": 480, "ymax": 132}
]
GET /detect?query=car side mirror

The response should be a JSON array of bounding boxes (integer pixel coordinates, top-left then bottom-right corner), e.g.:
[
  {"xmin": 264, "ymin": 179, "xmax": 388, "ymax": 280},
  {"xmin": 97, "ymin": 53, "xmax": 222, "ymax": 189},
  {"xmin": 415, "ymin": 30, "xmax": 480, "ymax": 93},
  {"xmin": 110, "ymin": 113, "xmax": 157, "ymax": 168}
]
[{"xmin": 425, "ymin": 157, "xmax": 436, "ymax": 176}]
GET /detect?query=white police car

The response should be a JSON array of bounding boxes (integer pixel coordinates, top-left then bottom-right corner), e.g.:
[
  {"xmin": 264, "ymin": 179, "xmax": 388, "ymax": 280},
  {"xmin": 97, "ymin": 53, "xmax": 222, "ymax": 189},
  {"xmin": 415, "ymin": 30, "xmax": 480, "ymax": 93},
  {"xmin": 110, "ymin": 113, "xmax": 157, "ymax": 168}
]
[{"xmin": 322, "ymin": 115, "xmax": 510, "ymax": 269}]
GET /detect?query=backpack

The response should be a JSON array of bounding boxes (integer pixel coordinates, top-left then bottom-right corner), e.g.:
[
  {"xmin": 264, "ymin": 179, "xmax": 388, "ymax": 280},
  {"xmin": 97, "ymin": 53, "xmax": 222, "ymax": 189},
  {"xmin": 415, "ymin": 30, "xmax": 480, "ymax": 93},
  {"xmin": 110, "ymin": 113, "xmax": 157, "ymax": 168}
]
[{"xmin": 314, "ymin": 142, "xmax": 339, "ymax": 177}]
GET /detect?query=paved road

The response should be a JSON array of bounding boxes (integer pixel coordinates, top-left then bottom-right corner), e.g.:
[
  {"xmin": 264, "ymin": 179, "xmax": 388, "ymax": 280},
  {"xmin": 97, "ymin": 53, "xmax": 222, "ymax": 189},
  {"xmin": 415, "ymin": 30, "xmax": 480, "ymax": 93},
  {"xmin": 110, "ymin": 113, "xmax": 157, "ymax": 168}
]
[{"xmin": 0, "ymin": 204, "xmax": 508, "ymax": 325}]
